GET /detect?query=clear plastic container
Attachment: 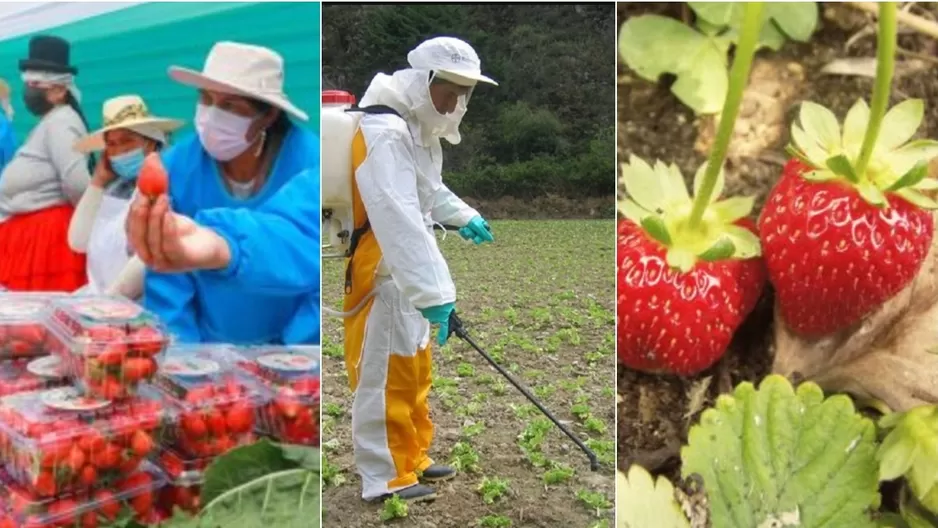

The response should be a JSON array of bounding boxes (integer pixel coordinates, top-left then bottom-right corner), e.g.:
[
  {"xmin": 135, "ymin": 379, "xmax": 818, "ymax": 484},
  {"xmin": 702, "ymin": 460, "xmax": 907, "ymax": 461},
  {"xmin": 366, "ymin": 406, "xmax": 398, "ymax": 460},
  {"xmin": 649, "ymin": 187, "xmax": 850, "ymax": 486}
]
[
  {"xmin": 0, "ymin": 462, "xmax": 166, "ymax": 527},
  {"xmin": 153, "ymin": 445, "xmax": 209, "ymax": 515},
  {"xmin": 0, "ymin": 357, "xmax": 67, "ymax": 398},
  {"xmin": 235, "ymin": 346, "xmax": 320, "ymax": 446},
  {"xmin": 0, "ymin": 386, "xmax": 171, "ymax": 497},
  {"xmin": 0, "ymin": 293, "xmax": 64, "ymax": 361},
  {"xmin": 153, "ymin": 345, "xmax": 265, "ymax": 458},
  {"xmin": 44, "ymin": 296, "xmax": 169, "ymax": 401}
]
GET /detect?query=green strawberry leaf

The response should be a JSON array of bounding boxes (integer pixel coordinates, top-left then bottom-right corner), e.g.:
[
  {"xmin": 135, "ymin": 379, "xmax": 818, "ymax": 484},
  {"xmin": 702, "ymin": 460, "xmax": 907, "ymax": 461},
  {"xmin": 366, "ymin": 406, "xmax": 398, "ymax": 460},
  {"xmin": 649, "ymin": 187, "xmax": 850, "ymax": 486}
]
[
  {"xmin": 887, "ymin": 162, "xmax": 929, "ymax": 192},
  {"xmin": 912, "ymin": 178, "xmax": 938, "ymax": 191},
  {"xmin": 682, "ymin": 375, "xmax": 881, "ymax": 528},
  {"xmin": 619, "ymin": 14, "xmax": 729, "ymax": 114},
  {"xmin": 641, "ymin": 216, "xmax": 673, "ymax": 246},
  {"xmin": 826, "ymin": 154, "xmax": 859, "ymax": 183},
  {"xmin": 901, "ymin": 486, "xmax": 938, "ymax": 527},
  {"xmin": 894, "ymin": 188, "xmax": 938, "ymax": 210},
  {"xmin": 690, "ymin": 3, "xmax": 818, "ymax": 50},
  {"xmin": 689, "ymin": 2, "xmax": 734, "ymax": 25},
  {"xmin": 617, "ymin": 465, "xmax": 690, "ymax": 528},
  {"xmin": 693, "ymin": 161, "xmax": 725, "ymax": 203},
  {"xmin": 878, "ymin": 406, "xmax": 938, "ymax": 514}
]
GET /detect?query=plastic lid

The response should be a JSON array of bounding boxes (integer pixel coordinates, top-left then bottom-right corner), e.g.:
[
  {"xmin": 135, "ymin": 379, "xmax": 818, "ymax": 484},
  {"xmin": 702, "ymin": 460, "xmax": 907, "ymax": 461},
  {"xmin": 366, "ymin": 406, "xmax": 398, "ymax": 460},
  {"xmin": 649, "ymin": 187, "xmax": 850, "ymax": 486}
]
[
  {"xmin": 322, "ymin": 90, "xmax": 356, "ymax": 105},
  {"xmin": 0, "ymin": 293, "xmax": 63, "ymax": 322},
  {"xmin": 0, "ymin": 385, "xmax": 170, "ymax": 446},
  {"xmin": 153, "ymin": 345, "xmax": 265, "ymax": 411},
  {"xmin": 0, "ymin": 463, "xmax": 166, "ymax": 525},
  {"xmin": 234, "ymin": 346, "xmax": 320, "ymax": 398},
  {"xmin": 45, "ymin": 295, "xmax": 169, "ymax": 352},
  {"xmin": 155, "ymin": 444, "xmax": 211, "ymax": 486}
]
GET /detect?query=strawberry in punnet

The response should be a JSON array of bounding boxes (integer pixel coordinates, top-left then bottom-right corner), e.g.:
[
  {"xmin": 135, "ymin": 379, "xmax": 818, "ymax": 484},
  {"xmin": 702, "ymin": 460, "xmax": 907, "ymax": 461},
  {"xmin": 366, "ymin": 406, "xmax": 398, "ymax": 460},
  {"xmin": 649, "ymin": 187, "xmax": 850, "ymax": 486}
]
[
  {"xmin": 759, "ymin": 7, "xmax": 938, "ymax": 337},
  {"xmin": 617, "ymin": 2, "xmax": 767, "ymax": 376}
]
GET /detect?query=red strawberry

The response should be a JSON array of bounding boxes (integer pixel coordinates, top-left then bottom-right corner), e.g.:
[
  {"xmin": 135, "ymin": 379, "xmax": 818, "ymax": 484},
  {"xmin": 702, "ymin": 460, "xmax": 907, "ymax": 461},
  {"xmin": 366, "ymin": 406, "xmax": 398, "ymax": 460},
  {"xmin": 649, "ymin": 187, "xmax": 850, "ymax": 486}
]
[
  {"xmin": 759, "ymin": 159, "xmax": 934, "ymax": 336},
  {"xmin": 617, "ymin": 218, "xmax": 766, "ymax": 375}
]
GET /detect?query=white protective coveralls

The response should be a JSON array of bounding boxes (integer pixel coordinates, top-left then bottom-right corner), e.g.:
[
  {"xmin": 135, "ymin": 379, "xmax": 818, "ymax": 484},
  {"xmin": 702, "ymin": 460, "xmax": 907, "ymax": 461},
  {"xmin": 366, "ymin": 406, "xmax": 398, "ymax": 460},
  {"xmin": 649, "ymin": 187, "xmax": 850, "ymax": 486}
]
[{"xmin": 342, "ymin": 37, "xmax": 497, "ymax": 500}]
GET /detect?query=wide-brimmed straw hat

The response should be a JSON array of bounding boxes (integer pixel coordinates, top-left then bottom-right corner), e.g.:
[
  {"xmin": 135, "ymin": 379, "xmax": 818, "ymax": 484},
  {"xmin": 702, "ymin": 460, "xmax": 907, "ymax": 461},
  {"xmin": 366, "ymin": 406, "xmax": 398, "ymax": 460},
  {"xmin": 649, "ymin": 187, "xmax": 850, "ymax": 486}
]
[
  {"xmin": 168, "ymin": 41, "xmax": 308, "ymax": 121},
  {"xmin": 74, "ymin": 95, "xmax": 183, "ymax": 153}
]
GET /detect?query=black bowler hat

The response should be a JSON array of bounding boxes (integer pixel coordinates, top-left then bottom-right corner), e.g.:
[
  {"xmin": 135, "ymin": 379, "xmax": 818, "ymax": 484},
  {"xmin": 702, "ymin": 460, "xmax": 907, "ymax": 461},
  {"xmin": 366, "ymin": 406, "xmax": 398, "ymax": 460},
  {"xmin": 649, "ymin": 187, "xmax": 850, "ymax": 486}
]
[{"xmin": 18, "ymin": 35, "xmax": 77, "ymax": 75}]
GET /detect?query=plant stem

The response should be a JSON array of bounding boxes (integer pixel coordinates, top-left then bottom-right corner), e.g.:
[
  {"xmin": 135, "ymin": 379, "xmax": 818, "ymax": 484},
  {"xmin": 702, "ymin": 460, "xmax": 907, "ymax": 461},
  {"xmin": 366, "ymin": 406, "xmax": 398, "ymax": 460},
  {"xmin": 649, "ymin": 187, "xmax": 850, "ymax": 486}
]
[
  {"xmin": 688, "ymin": 2, "xmax": 764, "ymax": 229},
  {"xmin": 854, "ymin": 2, "xmax": 898, "ymax": 180}
]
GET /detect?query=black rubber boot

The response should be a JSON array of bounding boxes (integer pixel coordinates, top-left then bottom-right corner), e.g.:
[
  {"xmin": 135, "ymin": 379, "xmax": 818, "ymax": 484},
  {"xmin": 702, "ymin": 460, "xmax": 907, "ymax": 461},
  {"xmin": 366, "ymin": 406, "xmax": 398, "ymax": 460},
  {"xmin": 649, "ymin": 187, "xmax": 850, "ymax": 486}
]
[
  {"xmin": 378, "ymin": 483, "xmax": 438, "ymax": 503},
  {"xmin": 419, "ymin": 464, "xmax": 457, "ymax": 483}
]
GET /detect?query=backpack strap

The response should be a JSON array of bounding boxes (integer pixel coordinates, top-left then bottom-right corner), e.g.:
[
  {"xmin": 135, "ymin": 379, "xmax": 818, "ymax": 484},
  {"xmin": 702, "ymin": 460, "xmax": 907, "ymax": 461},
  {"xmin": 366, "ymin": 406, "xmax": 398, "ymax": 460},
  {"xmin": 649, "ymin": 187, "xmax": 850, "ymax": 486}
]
[{"xmin": 342, "ymin": 104, "xmax": 403, "ymax": 294}]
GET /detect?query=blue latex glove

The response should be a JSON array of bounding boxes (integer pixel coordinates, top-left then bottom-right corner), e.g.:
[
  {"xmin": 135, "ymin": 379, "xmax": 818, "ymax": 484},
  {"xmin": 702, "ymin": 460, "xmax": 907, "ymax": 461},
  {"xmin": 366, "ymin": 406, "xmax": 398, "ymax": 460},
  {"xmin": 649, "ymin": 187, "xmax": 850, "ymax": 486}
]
[
  {"xmin": 459, "ymin": 216, "xmax": 494, "ymax": 245},
  {"xmin": 419, "ymin": 302, "xmax": 455, "ymax": 346}
]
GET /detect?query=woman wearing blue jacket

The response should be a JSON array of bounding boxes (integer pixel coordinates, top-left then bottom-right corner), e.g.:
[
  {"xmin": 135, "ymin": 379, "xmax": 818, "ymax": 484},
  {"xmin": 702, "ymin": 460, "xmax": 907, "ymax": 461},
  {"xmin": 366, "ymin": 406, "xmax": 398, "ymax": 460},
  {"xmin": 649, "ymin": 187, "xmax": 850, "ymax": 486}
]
[
  {"xmin": 0, "ymin": 79, "xmax": 17, "ymax": 175},
  {"xmin": 142, "ymin": 41, "xmax": 319, "ymax": 345}
]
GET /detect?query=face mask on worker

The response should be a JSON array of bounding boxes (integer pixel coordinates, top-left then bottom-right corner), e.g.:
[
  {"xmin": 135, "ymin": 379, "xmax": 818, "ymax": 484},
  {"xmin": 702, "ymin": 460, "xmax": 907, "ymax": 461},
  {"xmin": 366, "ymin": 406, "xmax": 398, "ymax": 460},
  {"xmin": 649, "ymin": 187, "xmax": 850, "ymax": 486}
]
[
  {"xmin": 195, "ymin": 103, "xmax": 261, "ymax": 162},
  {"xmin": 109, "ymin": 147, "xmax": 145, "ymax": 181},
  {"xmin": 23, "ymin": 86, "xmax": 52, "ymax": 117},
  {"xmin": 411, "ymin": 74, "xmax": 470, "ymax": 145}
]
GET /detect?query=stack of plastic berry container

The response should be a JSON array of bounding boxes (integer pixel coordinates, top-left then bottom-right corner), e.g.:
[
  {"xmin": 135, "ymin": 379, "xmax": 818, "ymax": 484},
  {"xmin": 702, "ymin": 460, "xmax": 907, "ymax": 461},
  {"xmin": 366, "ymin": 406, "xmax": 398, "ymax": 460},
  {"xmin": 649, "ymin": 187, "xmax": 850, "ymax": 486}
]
[
  {"xmin": 0, "ymin": 293, "xmax": 65, "ymax": 362},
  {"xmin": 149, "ymin": 345, "xmax": 265, "ymax": 458},
  {"xmin": 0, "ymin": 461, "xmax": 167, "ymax": 527},
  {"xmin": 234, "ymin": 345, "xmax": 321, "ymax": 446},
  {"xmin": 0, "ymin": 386, "xmax": 171, "ymax": 500},
  {"xmin": 44, "ymin": 296, "xmax": 169, "ymax": 401}
]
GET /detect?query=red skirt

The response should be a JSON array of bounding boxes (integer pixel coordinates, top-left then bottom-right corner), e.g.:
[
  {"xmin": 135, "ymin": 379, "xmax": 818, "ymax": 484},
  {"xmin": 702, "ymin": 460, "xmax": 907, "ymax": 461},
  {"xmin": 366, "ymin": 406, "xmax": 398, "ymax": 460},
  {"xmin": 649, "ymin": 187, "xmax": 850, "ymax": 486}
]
[{"xmin": 0, "ymin": 204, "xmax": 87, "ymax": 292}]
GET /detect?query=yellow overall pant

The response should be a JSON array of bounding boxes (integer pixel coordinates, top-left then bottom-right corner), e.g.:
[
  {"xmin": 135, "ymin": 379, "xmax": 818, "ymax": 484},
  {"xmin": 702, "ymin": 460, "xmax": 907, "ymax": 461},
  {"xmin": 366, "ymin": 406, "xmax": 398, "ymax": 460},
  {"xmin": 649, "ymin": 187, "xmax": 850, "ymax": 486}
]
[{"xmin": 344, "ymin": 129, "xmax": 435, "ymax": 500}]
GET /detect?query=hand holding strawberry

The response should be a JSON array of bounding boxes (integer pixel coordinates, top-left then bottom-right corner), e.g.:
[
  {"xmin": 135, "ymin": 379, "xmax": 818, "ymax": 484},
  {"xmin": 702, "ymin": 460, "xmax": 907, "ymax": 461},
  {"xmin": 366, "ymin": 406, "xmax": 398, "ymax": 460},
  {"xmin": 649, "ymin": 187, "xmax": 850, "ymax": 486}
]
[{"xmin": 617, "ymin": 2, "xmax": 767, "ymax": 376}]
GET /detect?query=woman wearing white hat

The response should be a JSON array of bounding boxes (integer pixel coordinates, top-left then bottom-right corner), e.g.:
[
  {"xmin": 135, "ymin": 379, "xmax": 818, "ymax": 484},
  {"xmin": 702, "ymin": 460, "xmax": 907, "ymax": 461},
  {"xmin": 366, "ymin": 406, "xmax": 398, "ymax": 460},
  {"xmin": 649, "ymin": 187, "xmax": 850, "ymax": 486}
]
[
  {"xmin": 69, "ymin": 95, "xmax": 182, "ymax": 298},
  {"xmin": 142, "ymin": 40, "xmax": 319, "ymax": 345}
]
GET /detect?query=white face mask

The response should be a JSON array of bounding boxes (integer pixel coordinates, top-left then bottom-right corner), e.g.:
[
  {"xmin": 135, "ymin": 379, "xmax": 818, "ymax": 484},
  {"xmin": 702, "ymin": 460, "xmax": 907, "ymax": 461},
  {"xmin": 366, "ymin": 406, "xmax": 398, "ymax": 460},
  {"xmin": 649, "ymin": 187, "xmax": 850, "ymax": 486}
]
[{"xmin": 195, "ymin": 103, "xmax": 258, "ymax": 162}]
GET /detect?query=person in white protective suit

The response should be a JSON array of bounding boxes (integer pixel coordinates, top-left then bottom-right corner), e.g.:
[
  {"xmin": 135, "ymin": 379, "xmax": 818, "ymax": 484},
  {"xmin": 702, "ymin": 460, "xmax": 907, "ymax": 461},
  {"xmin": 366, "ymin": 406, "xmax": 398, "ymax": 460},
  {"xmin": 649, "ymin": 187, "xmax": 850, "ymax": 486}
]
[
  {"xmin": 341, "ymin": 36, "xmax": 496, "ymax": 503},
  {"xmin": 69, "ymin": 95, "xmax": 182, "ymax": 298}
]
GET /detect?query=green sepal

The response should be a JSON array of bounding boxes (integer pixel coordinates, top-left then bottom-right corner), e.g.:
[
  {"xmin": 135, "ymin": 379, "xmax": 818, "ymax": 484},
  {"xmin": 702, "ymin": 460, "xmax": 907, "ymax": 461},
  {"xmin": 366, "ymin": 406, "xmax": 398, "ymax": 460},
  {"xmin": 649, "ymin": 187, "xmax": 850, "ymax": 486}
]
[
  {"xmin": 725, "ymin": 225, "xmax": 762, "ymax": 258},
  {"xmin": 894, "ymin": 188, "xmax": 938, "ymax": 210},
  {"xmin": 785, "ymin": 143, "xmax": 816, "ymax": 168},
  {"xmin": 876, "ymin": 406, "xmax": 938, "ymax": 513},
  {"xmin": 887, "ymin": 162, "xmax": 929, "ymax": 192},
  {"xmin": 711, "ymin": 196, "xmax": 755, "ymax": 224},
  {"xmin": 618, "ymin": 197, "xmax": 649, "ymax": 225},
  {"xmin": 698, "ymin": 237, "xmax": 736, "ymax": 261},
  {"xmin": 641, "ymin": 216, "xmax": 673, "ymax": 246},
  {"xmin": 857, "ymin": 181, "xmax": 887, "ymax": 207},
  {"xmin": 693, "ymin": 161, "xmax": 726, "ymax": 204},
  {"xmin": 666, "ymin": 247, "xmax": 696, "ymax": 273},
  {"xmin": 826, "ymin": 154, "xmax": 859, "ymax": 183}
]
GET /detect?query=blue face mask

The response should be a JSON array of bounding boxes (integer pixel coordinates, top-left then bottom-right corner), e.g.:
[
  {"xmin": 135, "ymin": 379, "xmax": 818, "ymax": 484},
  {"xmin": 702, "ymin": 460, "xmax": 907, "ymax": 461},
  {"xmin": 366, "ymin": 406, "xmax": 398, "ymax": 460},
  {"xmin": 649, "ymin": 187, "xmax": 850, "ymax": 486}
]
[{"xmin": 109, "ymin": 148, "xmax": 145, "ymax": 181}]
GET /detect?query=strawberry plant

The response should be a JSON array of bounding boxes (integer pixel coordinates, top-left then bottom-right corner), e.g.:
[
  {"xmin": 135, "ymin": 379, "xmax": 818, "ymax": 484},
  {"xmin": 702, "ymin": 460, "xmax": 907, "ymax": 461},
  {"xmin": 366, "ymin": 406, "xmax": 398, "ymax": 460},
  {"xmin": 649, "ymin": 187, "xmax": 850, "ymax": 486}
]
[
  {"xmin": 619, "ymin": 2, "xmax": 818, "ymax": 114},
  {"xmin": 617, "ymin": 1, "xmax": 767, "ymax": 376}
]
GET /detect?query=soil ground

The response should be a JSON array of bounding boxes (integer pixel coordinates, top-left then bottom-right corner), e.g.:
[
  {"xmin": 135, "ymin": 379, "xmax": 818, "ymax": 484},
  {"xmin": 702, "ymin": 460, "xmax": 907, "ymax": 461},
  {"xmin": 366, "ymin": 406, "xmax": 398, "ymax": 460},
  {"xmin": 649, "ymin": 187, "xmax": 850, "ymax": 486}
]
[
  {"xmin": 321, "ymin": 220, "xmax": 616, "ymax": 527},
  {"xmin": 617, "ymin": 0, "xmax": 938, "ymax": 498}
]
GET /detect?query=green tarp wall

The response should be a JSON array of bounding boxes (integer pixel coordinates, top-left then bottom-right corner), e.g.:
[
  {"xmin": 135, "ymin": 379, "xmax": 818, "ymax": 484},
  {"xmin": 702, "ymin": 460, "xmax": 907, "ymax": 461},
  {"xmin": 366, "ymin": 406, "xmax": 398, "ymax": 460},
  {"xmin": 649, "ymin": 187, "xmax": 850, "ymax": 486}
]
[{"xmin": 0, "ymin": 2, "xmax": 320, "ymax": 142}]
